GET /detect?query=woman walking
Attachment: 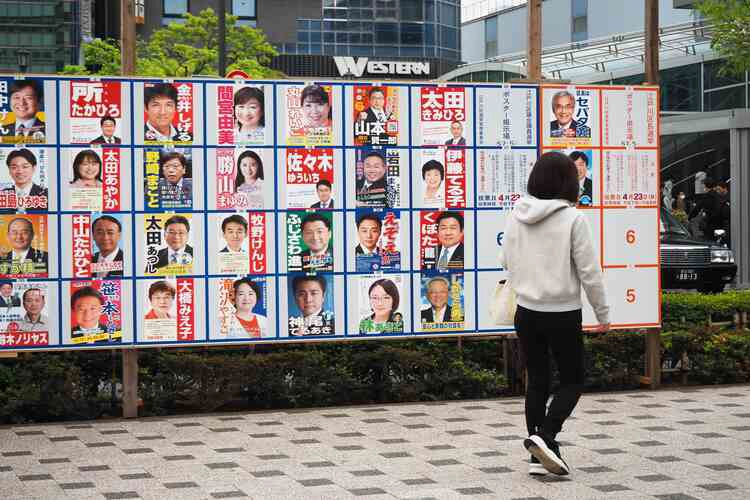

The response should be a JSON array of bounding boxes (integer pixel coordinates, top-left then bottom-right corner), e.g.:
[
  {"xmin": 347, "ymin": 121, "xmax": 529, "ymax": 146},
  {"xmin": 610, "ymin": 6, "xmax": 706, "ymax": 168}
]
[{"xmin": 500, "ymin": 152, "xmax": 610, "ymax": 476}]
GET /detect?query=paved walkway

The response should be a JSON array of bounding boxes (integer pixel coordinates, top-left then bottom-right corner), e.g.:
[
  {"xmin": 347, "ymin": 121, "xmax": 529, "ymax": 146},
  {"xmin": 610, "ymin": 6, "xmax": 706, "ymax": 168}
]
[{"xmin": 1, "ymin": 385, "xmax": 750, "ymax": 499}]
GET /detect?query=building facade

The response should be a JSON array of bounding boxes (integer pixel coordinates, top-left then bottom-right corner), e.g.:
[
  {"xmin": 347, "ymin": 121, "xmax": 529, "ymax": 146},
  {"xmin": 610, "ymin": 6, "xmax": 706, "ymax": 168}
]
[
  {"xmin": 0, "ymin": 0, "xmax": 80, "ymax": 74},
  {"xmin": 97, "ymin": 0, "xmax": 460, "ymax": 80}
]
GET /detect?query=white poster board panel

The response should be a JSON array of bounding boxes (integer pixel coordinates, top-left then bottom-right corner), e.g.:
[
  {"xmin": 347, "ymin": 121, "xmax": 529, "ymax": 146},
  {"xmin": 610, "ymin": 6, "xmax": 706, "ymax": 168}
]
[
  {"xmin": 603, "ymin": 266, "xmax": 660, "ymax": 326},
  {"xmin": 476, "ymin": 86, "xmax": 537, "ymax": 147},
  {"xmin": 602, "ymin": 88, "xmax": 659, "ymax": 148},
  {"xmin": 602, "ymin": 208, "xmax": 659, "ymax": 266}
]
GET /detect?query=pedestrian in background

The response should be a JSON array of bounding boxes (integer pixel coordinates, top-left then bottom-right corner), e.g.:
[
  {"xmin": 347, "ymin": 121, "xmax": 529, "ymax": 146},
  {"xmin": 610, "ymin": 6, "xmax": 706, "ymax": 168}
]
[{"xmin": 500, "ymin": 152, "xmax": 610, "ymax": 476}]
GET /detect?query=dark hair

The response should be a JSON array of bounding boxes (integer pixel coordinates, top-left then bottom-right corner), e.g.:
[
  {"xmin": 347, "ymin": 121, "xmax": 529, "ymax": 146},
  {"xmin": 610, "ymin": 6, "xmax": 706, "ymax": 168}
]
[
  {"xmin": 100, "ymin": 115, "xmax": 116, "ymax": 126},
  {"xmin": 71, "ymin": 286, "xmax": 104, "ymax": 309},
  {"xmin": 421, "ymin": 160, "xmax": 444, "ymax": 181},
  {"xmin": 148, "ymin": 280, "xmax": 176, "ymax": 300},
  {"xmin": 92, "ymin": 215, "xmax": 122, "ymax": 233},
  {"xmin": 316, "ymin": 179, "xmax": 332, "ymax": 190},
  {"xmin": 527, "ymin": 152, "xmax": 579, "ymax": 204},
  {"xmin": 8, "ymin": 217, "xmax": 34, "ymax": 238},
  {"xmin": 301, "ymin": 84, "xmax": 330, "ymax": 106},
  {"xmin": 9, "ymin": 80, "xmax": 41, "ymax": 101},
  {"xmin": 301, "ymin": 212, "xmax": 332, "ymax": 231},
  {"xmin": 144, "ymin": 82, "xmax": 178, "ymax": 106},
  {"xmin": 569, "ymin": 150, "xmax": 589, "ymax": 166},
  {"xmin": 301, "ymin": 84, "xmax": 332, "ymax": 121},
  {"xmin": 72, "ymin": 149, "xmax": 103, "ymax": 183},
  {"xmin": 356, "ymin": 213, "xmax": 382, "ymax": 231},
  {"xmin": 159, "ymin": 151, "xmax": 190, "ymax": 178},
  {"xmin": 233, "ymin": 86, "xmax": 265, "ymax": 127},
  {"xmin": 233, "ymin": 277, "xmax": 261, "ymax": 300},
  {"xmin": 222, "ymin": 214, "xmax": 248, "ymax": 232},
  {"xmin": 6, "ymin": 148, "xmax": 37, "ymax": 167},
  {"xmin": 716, "ymin": 181, "xmax": 729, "ymax": 190},
  {"xmin": 368, "ymin": 87, "xmax": 385, "ymax": 98},
  {"xmin": 703, "ymin": 177, "xmax": 716, "ymax": 190},
  {"xmin": 369, "ymin": 278, "xmax": 400, "ymax": 319},
  {"xmin": 22, "ymin": 287, "xmax": 44, "ymax": 302},
  {"xmin": 292, "ymin": 274, "xmax": 327, "ymax": 295},
  {"xmin": 363, "ymin": 150, "xmax": 386, "ymax": 165},
  {"xmin": 164, "ymin": 215, "xmax": 190, "ymax": 233},
  {"xmin": 436, "ymin": 211, "xmax": 464, "ymax": 231},
  {"xmin": 235, "ymin": 150, "xmax": 264, "ymax": 186},
  {"xmin": 0, "ymin": 280, "xmax": 12, "ymax": 288}
]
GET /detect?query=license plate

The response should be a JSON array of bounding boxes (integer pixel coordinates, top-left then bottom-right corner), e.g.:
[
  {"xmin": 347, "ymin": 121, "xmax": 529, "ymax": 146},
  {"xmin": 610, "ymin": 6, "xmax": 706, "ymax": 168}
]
[{"xmin": 677, "ymin": 269, "xmax": 698, "ymax": 281}]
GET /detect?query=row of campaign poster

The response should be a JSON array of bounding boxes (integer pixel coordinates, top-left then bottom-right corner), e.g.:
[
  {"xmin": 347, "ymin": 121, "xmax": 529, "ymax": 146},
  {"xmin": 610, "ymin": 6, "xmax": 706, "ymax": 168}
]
[
  {"xmin": 0, "ymin": 145, "xmax": 658, "ymax": 213},
  {"xmin": 0, "ymin": 273, "xmax": 467, "ymax": 347},
  {"xmin": 1, "ymin": 78, "xmax": 656, "ymax": 148}
]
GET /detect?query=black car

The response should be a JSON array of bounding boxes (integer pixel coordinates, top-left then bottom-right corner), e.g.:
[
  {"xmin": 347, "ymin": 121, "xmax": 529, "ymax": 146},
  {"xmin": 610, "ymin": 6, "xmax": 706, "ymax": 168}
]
[{"xmin": 660, "ymin": 209, "xmax": 736, "ymax": 293}]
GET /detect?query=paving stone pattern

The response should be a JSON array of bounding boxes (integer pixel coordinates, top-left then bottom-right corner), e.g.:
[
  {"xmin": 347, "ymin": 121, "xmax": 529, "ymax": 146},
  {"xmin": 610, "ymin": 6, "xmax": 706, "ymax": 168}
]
[{"xmin": 1, "ymin": 386, "xmax": 750, "ymax": 499}]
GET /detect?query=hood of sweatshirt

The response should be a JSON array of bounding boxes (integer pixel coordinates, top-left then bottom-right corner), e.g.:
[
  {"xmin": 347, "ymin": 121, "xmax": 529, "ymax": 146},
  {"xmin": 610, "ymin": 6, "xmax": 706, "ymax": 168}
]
[{"xmin": 512, "ymin": 196, "xmax": 572, "ymax": 225}]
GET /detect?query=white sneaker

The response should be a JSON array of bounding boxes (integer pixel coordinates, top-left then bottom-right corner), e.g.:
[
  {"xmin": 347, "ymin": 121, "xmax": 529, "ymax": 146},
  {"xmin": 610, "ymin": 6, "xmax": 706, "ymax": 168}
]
[{"xmin": 523, "ymin": 434, "xmax": 570, "ymax": 476}]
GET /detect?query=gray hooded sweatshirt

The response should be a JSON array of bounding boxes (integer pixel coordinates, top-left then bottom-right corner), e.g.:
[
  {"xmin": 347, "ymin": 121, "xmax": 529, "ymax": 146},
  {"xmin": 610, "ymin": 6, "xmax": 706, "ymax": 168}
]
[{"xmin": 500, "ymin": 196, "xmax": 610, "ymax": 325}]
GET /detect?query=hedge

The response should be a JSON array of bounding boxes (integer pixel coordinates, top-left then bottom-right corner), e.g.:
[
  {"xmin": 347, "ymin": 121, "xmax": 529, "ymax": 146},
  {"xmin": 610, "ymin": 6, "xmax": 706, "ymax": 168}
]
[{"xmin": 1, "ymin": 291, "xmax": 749, "ymax": 424}]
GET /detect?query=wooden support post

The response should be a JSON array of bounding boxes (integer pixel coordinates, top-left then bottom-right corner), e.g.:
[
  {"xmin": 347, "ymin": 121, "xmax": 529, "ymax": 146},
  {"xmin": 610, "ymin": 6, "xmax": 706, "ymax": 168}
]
[
  {"xmin": 644, "ymin": 0, "xmax": 659, "ymax": 85},
  {"xmin": 121, "ymin": 0, "xmax": 137, "ymax": 418},
  {"xmin": 641, "ymin": 329, "xmax": 661, "ymax": 389},
  {"xmin": 122, "ymin": 349, "xmax": 138, "ymax": 418},
  {"xmin": 526, "ymin": 0, "xmax": 542, "ymax": 81},
  {"xmin": 120, "ymin": 0, "xmax": 136, "ymax": 75}
]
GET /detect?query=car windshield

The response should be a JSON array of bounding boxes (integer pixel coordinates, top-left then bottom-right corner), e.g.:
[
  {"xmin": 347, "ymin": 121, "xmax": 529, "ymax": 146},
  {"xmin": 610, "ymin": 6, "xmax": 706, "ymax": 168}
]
[{"xmin": 660, "ymin": 210, "xmax": 691, "ymax": 236}]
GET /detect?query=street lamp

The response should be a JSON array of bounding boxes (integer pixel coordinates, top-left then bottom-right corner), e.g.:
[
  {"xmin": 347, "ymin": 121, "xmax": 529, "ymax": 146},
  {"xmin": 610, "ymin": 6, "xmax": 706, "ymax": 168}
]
[{"xmin": 17, "ymin": 49, "xmax": 31, "ymax": 73}]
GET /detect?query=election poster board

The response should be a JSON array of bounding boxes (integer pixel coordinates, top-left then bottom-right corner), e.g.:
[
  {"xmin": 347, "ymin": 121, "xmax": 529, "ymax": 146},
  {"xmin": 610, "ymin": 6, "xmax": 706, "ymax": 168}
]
[{"xmin": 0, "ymin": 76, "xmax": 660, "ymax": 352}]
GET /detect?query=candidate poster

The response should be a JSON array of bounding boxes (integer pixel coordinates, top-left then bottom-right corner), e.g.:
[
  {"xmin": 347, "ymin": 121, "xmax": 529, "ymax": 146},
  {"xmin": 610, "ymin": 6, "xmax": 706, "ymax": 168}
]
[
  {"xmin": 217, "ymin": 277, "xmax": 270, "ymax": 339},
  {"xmin": 142, "ymin": 277, "xmax": 195, "ymax": 342},
  {"xmin": 354, "ymin": 208, "xmax": 401, "ymax": 272},
  {"xmin": 286, "ymin": 210, "xmax": 333, "ymax": 272},
  {"xmin": 0, "ymin": 147, "xmax": 49, "ymax": 211},
  {"xmin": 355, "ymin": 148, "xmax": 401, "ymax": 208},
  {"xmin": 69, "ymin": 279, "xmax": 122, "ymax": 345},
  {"xmin": 286, "ymin": 148, "xmax": 335, "ymax": 209},
  {"xmin": 216, "ymin": 212, "xmax": 267, "ymax": 275},
  {"xmin": 0, "ymin": 214, "xmax": 48, "ymax": 278},
  {"xmin": 0, "ymin": 78, "xmax": 47, "ymax": 144},
  {"xmin": 143, "ymin": 82, "xmax": 194, "ymax": 144},
  {"xmin": 420, "ymin": 210, "xmax": 465, "ymax": 272},
  {"xmin": 542, "ymin": 86, "xmax": 598, "ymax": 148},
  {"xmin": 476, "ymin": 86, "xmax": 537, "ymax": 147},
  {"xmin": 285, "ymin": 83, "xmax": 333, "ymax": 147},
  {"xmin": 559, "ymin": 149, "xmax": 597, "ymax": 207},
  {"xmin": 476, "ymin": 150, "xmax": 535, "ymax": 209},
  {"xmin": 353, "ymin": 85, "xmax": 399, "ymax": 146},
  {"xmin": 420, "ymin": 273, "xmax": 465, "ymax": 332},
  {"xmin": 69, "ymin": 80, "xmax": 123, "ymax": 144},
  {"xmin": 215, "ymin": 83, "xmax": 268, "ymax": 146},
  {"xmin": 357, "ymin": 274, "xmax": 404, "ymax": 335},
  {"xmin": 70, "ymin": 214, "xmax": 125, "ymax": 279},
  {"xmin": 143, "ymin": 147, "xmax": 193, "ymax": 210},
  {"xmin": 215, "ymin": 148, "xmax": 270, "ymax": 210},
  {"xmin": 142, "ymin": 213, "xmax": 194, "ymax": 276},
  {"xmin": 287, "ymin": 274, "xmax": 334, "ymax": 336},
  {"xmin": 0, "ymin": 280, "xmax": 51, "ymax": 348},
  {"xmin": 417, "ymin": 148, "xmax": 466, "ymax": 209},
  {"xmin": 419, "ymin": 86, "xmax": 468, "ymax": 146},
  {"xmin": 67, "ymin": 147, "xmax": 121, "ymax": 212}
]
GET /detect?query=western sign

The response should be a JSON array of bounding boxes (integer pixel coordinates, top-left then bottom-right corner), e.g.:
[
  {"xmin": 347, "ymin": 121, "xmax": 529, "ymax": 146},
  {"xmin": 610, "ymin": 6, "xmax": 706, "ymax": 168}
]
[{"xmin": 334, "ymin": 57, "xmax": 430, "ymax": 78}]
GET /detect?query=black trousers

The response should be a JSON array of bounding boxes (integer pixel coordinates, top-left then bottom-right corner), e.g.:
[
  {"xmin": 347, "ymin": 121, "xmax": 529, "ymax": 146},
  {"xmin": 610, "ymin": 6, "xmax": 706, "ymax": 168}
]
[{"xmin": 515, "ymin": 304, "xmax": 585, "ymax": 441}]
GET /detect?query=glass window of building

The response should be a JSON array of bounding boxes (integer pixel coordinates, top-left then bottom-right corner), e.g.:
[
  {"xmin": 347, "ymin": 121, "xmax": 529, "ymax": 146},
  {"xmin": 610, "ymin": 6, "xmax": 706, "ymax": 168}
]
[
  {"xmin": 401, "ymin": 23, "xmax": 423, "ymax": 45},
  {"xmin": 232, "ymin": 0, "xmax": 256, "ymax": 19},
  {"xmin": 485, "ymin": 16, "xmax": 498, "ymax": 59},
  {"xmin": 375, "ymin": 22, "xmax": 398, "ymax": 44},
  {"xmin": 401, "ymin": 0, "xmax": 423, "ymax": 21},
  {"xmin": 572, "ymin": 0, "xmax": 587, "ymax": 42},
  {"xmin": 164, "ymin": 0, "xmax": 188, "ymax": 16}
]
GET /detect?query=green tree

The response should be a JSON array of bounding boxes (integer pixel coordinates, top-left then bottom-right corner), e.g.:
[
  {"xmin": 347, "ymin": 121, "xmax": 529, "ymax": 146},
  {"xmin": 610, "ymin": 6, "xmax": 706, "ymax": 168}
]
[
  {"xmin": 62, "ymin": 8, "xmax": 279, "ymax": 78},
  {"xmin": 697, "ymin": 0, "xmax": 750, "ymax": 76}
]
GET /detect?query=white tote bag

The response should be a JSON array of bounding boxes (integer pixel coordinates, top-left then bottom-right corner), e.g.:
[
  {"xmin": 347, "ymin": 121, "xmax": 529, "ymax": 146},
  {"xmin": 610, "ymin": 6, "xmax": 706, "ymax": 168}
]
[{"xmin": 490, "ymin": 279, "xmax": 517, "ymax": 325}]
